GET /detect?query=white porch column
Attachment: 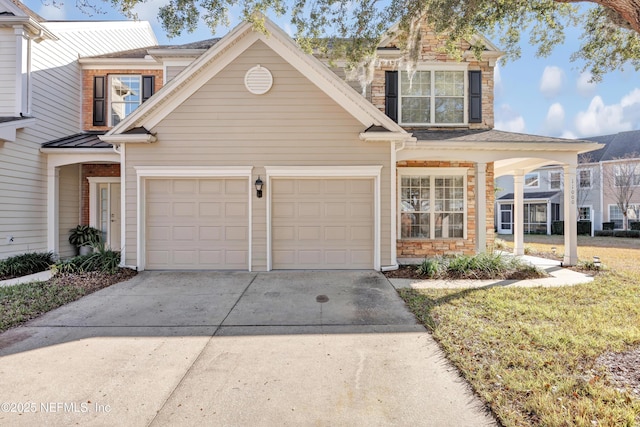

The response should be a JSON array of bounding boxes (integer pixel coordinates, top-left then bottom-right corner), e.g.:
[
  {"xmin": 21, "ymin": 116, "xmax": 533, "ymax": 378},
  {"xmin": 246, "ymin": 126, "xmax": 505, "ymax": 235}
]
[
  {"xmin": 475, "ymin": 162, "xmax": 487, "ymax": 253},
  {"xmin": 563, "ymin": 164, "xmax": 578, "ymax": 266},
  {"xmin": 47, "ymin": 165, "xmax": 60, "ymax": 256},
  {"xmin": 547, "ymin": 200, "xmax": 552, "ymax": 235},
  {"xmin": 513, "ymin": 170, "xmax": 525, "ymax": 256}
]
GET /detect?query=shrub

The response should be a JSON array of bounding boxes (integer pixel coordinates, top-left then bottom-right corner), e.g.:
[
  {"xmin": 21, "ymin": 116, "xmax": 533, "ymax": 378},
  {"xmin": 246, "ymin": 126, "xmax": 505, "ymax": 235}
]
[
  {"xmin": 602, "ymin": 222, "xmax": 615, "ymax": 231},
  {"xmin": 416, "ymin": 258, "xmax": 443, "ymax": 278},
  {"xmin": 613, "ymin": 230, "xmax": 640, "ymax": 238},
  {"xmin": 630, "ymin": 222, "xmax": 640, "ymax": 231},
  {"xmin": 0, "ymin": 252, "xmax": 55, "ymax": 280},
  {"xmin": 552, "ymin": 221, "xmax": 564, "ymax": 235},
  {"xmin": 595, "ymin": 230, "xmax": 613, "ymax": 237},
  {"xmin": 68, "ymin": 225, "xmax": 102, "ymax": 248},
  {"xmin": 577, "ymin": 221, "xmax": 591, "ymax": 235},
  {"xmin": 493, "ymin": 238, "xmax": 507, "ymax": 250},
  {"xmin": 53, "ymin": 246, "xmax": 121, "ymax": 275}
]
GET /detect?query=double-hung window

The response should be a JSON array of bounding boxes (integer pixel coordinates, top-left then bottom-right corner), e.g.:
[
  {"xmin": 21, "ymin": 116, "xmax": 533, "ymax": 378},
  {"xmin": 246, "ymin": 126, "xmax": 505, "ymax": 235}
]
[
  {"xmin": 110, "ymin": 75, "xmax": 142, "ymax": 126},
  {"xmin": 579, "ymin": 169, "xmax": 592, "ymax": 189},
  {"xmin": 399, "ymin": 169, "xmax": 466, "ymax": 239},
  {"xmin": 549, "ymin": 171, "xmax": 562, "ymax": 190},
  {"xmin": 399, "ymin": 69, "xmax": 466, "ymax": 125}
]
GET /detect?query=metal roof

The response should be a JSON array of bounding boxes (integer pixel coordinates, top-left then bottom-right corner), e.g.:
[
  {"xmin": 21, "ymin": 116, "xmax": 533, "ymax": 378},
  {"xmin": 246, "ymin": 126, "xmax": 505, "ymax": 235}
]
[{"xmin": 41, "ymin": 132, "xmax": 110, "ymax": 149}]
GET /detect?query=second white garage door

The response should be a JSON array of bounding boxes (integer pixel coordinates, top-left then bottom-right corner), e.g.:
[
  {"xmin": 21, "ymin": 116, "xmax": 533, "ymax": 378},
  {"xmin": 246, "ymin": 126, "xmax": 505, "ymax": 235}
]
[
  {"xmin": 145, "ymin": 178, "xmax": 249, "ymax": 270},
  {"xmin": 271, "ymin": 178, "xmax": 374, "ymax": 269}
]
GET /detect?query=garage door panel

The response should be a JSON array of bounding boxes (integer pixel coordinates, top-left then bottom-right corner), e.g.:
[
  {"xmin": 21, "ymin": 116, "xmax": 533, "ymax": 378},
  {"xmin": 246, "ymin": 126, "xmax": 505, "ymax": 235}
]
[
  {"xmin": 298, "ymin": 226, "xmax": 321, "ymax": 240},
  {"xmin": 173, "ymin": 180, "xmax": 197, "ymax": 193},
  {"xmin": 272, "ymin": 178, "xmax": 374, "ymax": 269},
  {"xmin": 146, "ymin": 178, "xmax": 249, "ymax": 270},
  {"xmin": 225, "ymin": 226, "xmax": 248, "ymax": 240},
  {"xmin": 199, "ymin": 202, "xmax": 222, "ymax": 217}
]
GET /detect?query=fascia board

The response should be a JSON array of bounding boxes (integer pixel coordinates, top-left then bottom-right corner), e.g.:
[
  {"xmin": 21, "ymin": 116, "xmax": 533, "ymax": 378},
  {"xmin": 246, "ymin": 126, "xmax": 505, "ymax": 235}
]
[{"xmin": 99, "ymin": 134, "xmax": 156, "ymax": 144}]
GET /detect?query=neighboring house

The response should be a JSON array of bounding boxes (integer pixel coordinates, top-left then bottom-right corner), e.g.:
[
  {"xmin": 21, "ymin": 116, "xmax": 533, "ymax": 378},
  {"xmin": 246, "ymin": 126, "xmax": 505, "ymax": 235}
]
[
  {"xmin": 495, "ymin": 130, "xmax": 640, "ymax": 233},
  {"xmin": 0, "ymin": 0, "xmax": 157, "ymax": 259},
  {"xmin": 2, "ymin": 2, "xmax": 600, "ymax": 269}
]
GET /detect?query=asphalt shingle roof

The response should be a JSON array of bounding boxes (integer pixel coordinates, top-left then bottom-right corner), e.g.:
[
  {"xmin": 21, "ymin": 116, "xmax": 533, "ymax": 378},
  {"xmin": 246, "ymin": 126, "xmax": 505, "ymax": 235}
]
[
  {"xmin": 498, "ymin": 191, "xmax": 561, "ymax": 201},
  {"xmin": 583, "ymin": 130, "xmax": 640, "ymax": 162},
  {"xmin": 412, "ymin": 129, "xmax": 588, "ymax": 144},
  {"xmin": 84, "ymin": 38, "xmax": 221, "ymax": 59}
]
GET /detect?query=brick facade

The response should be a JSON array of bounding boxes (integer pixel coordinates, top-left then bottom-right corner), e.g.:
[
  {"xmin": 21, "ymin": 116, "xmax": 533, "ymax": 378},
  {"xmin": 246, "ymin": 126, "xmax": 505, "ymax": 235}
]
[
  {"xmin": 80, "ymin": 164, "xmax": 121, "ymax": 225},
  {"xmin": 82, "ymin": 69, "xmax": 163, "ymax": 132},
  {"xmin": 396, "ymin": 161, "xmax": 495, "ymax": 259},
  {"xmin": 370, "ymin": 23, "xmax": 495, "ymax": 129}
]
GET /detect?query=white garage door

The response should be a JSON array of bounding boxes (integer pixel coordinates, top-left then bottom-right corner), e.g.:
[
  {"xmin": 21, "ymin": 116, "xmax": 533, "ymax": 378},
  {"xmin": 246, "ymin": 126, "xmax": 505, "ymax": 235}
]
[
  {"xmin": 272, "ymin": 178, "xmax": 374, "ymax": 269},
  {"xmin": 146, "ymin": 178, "xmax": 249, "ymax": 270}
]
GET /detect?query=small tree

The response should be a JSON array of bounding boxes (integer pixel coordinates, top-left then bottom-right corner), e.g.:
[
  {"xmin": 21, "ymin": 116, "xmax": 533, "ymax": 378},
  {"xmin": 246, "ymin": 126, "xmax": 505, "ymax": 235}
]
[{"xmin": 604, "ymin": 154, "xmax": 640, "ymax": 230}]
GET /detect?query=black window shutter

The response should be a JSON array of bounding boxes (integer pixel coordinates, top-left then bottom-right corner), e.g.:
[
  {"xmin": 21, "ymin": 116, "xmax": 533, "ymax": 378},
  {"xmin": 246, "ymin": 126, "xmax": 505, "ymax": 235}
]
[
  {"xmin": 468, "ymin": 70, "xmax": 482, "ymax": 123},
  {"xmin": 93, "ymin": 76, "xmax": 106, "ymax": 126},
  {"xmin": 385, "ymin": 71, "xmax": 398, "ymax": 123},
  {"xmin": 142, "ymin": 76, "xmax": 155, "ymax": 102}
]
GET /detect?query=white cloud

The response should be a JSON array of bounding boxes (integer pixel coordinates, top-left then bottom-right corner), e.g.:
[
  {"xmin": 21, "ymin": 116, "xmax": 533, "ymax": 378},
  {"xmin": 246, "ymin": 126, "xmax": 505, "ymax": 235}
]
[
  {"xmin": 561, "ymin": 130, "xmax": 577, "ymax": 140},
  {"xmin": 576, "ymin": 72, "xmax": 597, "ymax": 97},
  {"xmin": 574, "ymin": 88, "xmax": 640, "ymax": 137},
  {"xmin": 133, "ymin": 0, "xmax": 163, "ymax": 23},
  {"xmin": 495, "ymin": 104, "xmax": 526, "ymax": 133},
  {"xmin": 539, "ymin": 66, "xmax": 564, "ymax": 98},
  {"xmin": 494, "ymin": 65, "xmax": 503, "ymax": 99},
  {"xmin": 543, "ymin": 103, "xmax": 565, "ymax": 136},
  {"xmin": 38, "ymin": 3, "xmax": 67, "ymax": 20}
]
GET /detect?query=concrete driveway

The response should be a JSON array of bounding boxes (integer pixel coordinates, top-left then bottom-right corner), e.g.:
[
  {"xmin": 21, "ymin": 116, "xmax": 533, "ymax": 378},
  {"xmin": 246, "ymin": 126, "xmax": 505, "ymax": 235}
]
[{"xmin": 0, "ymin": 271, "xmax": 496, "ymax": 426}]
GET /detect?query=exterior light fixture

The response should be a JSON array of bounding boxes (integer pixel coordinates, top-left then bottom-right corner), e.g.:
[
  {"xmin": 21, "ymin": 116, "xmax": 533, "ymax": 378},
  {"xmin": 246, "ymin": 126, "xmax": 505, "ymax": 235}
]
[
  {"xmin": 593, "ymin": 256, "xmax": 601, "ymax": 269},
  {"xmin": 255, "ymin": 176, "xmax": 264, "ymax": 198}
]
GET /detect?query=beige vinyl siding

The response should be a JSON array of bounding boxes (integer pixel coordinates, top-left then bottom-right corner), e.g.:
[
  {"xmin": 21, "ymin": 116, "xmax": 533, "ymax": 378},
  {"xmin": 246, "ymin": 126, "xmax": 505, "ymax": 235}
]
[
  {"xmin": 124, "ymin": 40, "xmax": 392, "ymax": 270},
  {"xmin": 58, "ymin": 164, "xmax": 80, "ymax": 258},
  {"xmin": 0, "ymin": 28, "xmax": 16, "ymax": 116},
  {"xmin": 166, "ymin": 66, "xmax": 186, "ymax": 82}
]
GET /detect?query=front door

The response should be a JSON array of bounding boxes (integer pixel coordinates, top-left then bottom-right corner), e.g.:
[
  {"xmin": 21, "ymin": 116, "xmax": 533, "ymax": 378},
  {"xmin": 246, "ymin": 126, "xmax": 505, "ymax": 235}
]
[
  {"xmin": 98, "ymin": 183, "xmax": 121, "ymax": 249},
  {"xmin": 499, "ymin": 204, "xmax": 513, "ymax": 235}
]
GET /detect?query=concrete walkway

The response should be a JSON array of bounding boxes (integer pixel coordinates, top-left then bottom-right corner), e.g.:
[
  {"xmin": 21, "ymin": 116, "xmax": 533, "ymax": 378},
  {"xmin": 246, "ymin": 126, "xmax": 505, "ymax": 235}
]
[
  {"xmin": 0, "ymin": 270, "xmax": 52, "ymax": 287},
  {"xmin": 0, "ymin": 271, "xmax": 497, "ymax": 427},
  {"xmin": 389, "ymin": 254, "xmax": 594, "ymax": 290}
]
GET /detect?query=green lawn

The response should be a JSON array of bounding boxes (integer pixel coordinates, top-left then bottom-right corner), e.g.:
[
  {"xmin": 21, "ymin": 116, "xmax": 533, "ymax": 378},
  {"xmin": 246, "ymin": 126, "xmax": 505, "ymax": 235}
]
[{"xmin": 399, "ymin": 235, "xmax": 640, "ymax": 426}]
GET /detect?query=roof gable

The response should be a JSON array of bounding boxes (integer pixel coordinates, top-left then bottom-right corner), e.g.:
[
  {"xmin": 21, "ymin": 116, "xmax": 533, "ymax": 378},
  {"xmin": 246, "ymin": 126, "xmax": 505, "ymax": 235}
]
[{"xmin": 104, "ymin": 17, "xmax": 407, "ymax": 139}]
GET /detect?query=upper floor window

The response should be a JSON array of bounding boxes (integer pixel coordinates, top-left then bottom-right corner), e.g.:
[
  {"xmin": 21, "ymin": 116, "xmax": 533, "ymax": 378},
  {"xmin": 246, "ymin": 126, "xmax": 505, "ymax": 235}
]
[
  {"xmin": 92, "ymin": 74, "xmax": 155, "ymax": 127},
  {"xmin": 110, "ymin": 75, "xmax": 141, "ymax": 126},
  {"xmin": 549, "ymin": 171, "xmax": 562, "ymax": 190},
  {"xmin": 399, "ymin": 70, "xmax": 465, "ymax": 125},
  {"xmin": 525, "ymin": 173, "xmax": 539, "ymax": 188},
  {"xmin": 579, "ymin": 169, "xmax": 592, "ymax": 189},
  {"xmin": 614, "ymin": 164, "xmax": 640, "ymax": 187}
]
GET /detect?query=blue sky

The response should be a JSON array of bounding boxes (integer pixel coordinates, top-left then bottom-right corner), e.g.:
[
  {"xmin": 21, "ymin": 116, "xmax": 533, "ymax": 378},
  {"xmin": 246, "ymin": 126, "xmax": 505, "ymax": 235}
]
[{"xmin": 25, "ymin": 0, "xmax": 640, "ymax": 139}]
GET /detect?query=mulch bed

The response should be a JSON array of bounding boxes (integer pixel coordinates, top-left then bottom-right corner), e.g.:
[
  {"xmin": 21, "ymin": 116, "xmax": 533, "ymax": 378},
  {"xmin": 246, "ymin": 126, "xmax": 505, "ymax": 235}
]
[
  {"xmin": 50, "ymin": 268, "xmax": 138, "ymax": 293},
  {"xmin": 383, "ymin": 265, "xmax": 546, "ymax": 281}
]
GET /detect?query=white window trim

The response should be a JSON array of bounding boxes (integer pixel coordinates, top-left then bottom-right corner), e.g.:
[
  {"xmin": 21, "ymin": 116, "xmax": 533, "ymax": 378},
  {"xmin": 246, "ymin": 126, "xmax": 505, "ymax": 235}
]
[
  {"xmin": 264, "ymin": 166, "xmax": 382, "ymax": 271},
  {"xmin": 397, "ymin": 167, "xmax": 468, "ymax": 241},
  {"xmin": 578, "ymin": 205, "xmax": 592, "ymax": 221},
  {"xmin": 525, "ymin": 172, "xmax": 540, "ymax": 189},
  {"xmin": 549, "ymin": 171, "xmax": 563, "ymax": 190},
  {"xmin": 578, "ymin": 168, "xmax": 592, "ymax": 189},
  {"xmin": 398, "ymin": 64, "xmax": 469, "ymax": 127},
  {"xmin": 134, "ymin": 166, "xmax": 254, "ymax": 271},
  {"xmin": 109, "ymin": 74, "xmax": 143, "ymax": 127}
]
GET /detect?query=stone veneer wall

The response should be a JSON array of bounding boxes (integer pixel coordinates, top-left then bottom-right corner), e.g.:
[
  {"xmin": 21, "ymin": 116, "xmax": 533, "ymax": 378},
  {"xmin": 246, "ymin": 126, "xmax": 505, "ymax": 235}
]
[
  {"xmin": 370, "ymin": 22, "xmax": 495, "ymax": 130},
  {"xmin": 397, "ymin": 161, "xmax": 495, "ymax": 259}
]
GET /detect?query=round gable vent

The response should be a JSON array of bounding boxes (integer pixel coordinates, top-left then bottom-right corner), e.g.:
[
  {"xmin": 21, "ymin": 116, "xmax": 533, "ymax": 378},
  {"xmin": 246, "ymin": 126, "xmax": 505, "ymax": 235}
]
[{"xmin": 244, "ymin": 65, "xmax": 273, "ymax": 95}]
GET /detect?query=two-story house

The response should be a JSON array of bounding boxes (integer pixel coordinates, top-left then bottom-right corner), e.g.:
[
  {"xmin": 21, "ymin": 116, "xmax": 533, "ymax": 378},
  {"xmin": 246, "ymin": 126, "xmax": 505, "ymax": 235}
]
[
  {"xmin": 496, "ymin": 129, "xmax": 640, "ymax": 233},
  {"xmin": 0, "ymin": 0, "xmax": 156, "ymax": 259},
  {"xmin": 3, "ymin": 1, "xmax": 600, "ymax": 269}
]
